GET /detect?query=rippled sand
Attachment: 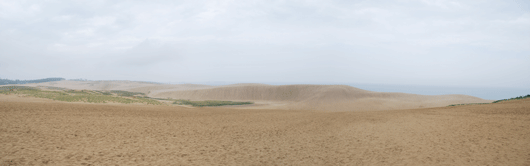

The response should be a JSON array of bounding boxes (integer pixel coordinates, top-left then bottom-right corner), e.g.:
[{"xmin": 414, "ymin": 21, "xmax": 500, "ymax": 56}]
[{"xmin": 1, "ymin": 96, "xmax": 529, "ymax": 165}]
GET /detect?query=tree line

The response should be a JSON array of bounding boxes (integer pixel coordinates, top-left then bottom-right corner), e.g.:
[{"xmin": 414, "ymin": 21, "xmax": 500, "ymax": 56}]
[{"xmin": 0, "ymin": 77, "xmax": 65, "ymax": 85}]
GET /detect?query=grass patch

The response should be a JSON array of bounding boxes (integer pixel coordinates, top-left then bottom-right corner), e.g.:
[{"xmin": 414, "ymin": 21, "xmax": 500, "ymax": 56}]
[
  {"xmin": 40, "ymin": 86, "xmax": 67, "ymax": 91},
  {"xmin": 93, "ymin": 91, "xmax": 113, "ymax": 95},
  {"xmin": 0, "ymin": 86, "xmax": 38, "ymax": 91},
  {"xmin": 110, "ymin": 90, "xmax": 145, "ymax": 97},
  {"xmin": 0, "ymin": 87, "xmax": 161, "ymax": 105},
  {"xmin": 448, "ymin": 94, "xmax": 530, "ymax": 107},
  {"xmin": 65, "ymin": 89, "xmax": 92, "ymax": 95},
  {"xmin": 447, "ymin": 103, "xmax": 490, "ymax": 107},
  {"xmin": 492, "ymin": 94, "xmax": 530, "ymax": 103},
  {"xmin": 173, "ymin": 99, "xmax": 253, "ymax": 107}
]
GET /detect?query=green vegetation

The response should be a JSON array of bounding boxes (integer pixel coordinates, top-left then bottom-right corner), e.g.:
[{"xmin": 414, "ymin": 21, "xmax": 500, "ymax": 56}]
[
  {"xmin": 0, "ymin": 77, "xmax": 65, "ymax": 85},
  {"xmin": 447, "ymin": 103, "xmax": 490, "ymax": 107},
  {"xmin": 65, "ymin": 89, "xmax": 92, "ymax": 94},
  {"xmin": 44, "ymin": 86, "xmax": 67, "ymax": 90},
  {"xmin": 100, "ymin": 91, "xmax": 113, "ymax": 95},
  {"xmin": 0, "ymin": 87, "xmax": 161, "ymax": 105},
  {"xmin": 0, "ymin": 86, "xmax": 38, "ymax": 91},
  {"xmin": 448, "ymin": 94, "xmax": 530, "ymax": 107},
  {"xmin": 173, "ymin": 99, "xmax": 253, "ymax": 107},
  {"xmin": 110, "ymin": 90, "xmax": 145, "ymax": 97},
  {"xmin": 492, "ymin": 94, "xmax": 530, "ymax": 103},
  {"xmin": 0, "ymin": 86, "xmax": 252, "ymax": 107}
]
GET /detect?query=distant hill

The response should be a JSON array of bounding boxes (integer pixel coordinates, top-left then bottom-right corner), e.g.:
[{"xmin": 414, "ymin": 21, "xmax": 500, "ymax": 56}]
[
  {"xmin": 10, "ymin": 80, "xmax": 494, "ymax": 111},
  {"xmin": 0, "ymin": 77, "xmax": 65, "ymax": 85},
  {"xmin": 154, "ymin": 84, "xmax": 494, "ymax": 112}
]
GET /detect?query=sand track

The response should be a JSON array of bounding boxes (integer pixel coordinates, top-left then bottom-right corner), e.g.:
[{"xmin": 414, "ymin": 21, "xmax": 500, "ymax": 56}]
[{"xmin": 1, "ymin": 97, "xmax": 529, "ymax": 165}]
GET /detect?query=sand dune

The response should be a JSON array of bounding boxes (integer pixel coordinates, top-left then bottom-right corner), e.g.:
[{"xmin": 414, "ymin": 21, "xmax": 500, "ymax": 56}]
[
  {"xmin": 154, "ymin": 84, "xmax": 492, "ymax": 111},
  {"xmin": 1, "ymin": 96, "xmax": 528, "ymax": 165},
  {"xmin": 12, "ymin": 81, "xmax": 493, "ymax": 111},
  {"xmin": 127, "ymin": 84, "xmax": 215, "ymax": 96}
]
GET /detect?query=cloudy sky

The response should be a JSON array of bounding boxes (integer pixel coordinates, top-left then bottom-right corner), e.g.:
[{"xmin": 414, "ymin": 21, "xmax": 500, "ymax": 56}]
[{"xmin": 1, "ymin": 0, "xmax": 529, "ymax": 88}]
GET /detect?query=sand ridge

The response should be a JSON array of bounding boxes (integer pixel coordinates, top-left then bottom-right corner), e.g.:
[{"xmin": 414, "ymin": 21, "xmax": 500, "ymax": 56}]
[
  {"xmin": 153, "ymin": 84, "xmax": 492, "ymax": 111},
  {"xmin": 8, "ymin": 80, "xmax": 493, "ymax": 112}
]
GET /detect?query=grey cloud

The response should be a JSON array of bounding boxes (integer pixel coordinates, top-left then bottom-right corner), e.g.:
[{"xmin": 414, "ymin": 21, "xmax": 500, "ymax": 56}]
[
  {"xmin": 120, "ymin": 39, "xmax": 180, "ymax": 67},
  {"xmin": 0, "ymin": 0, "xmax": 528, "ymax": 88}
]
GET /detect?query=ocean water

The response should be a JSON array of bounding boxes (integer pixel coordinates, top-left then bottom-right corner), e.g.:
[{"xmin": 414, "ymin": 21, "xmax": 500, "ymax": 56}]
[{"xmin": 345, "ymin": 84, "xmax": 529, "ymax": 100}]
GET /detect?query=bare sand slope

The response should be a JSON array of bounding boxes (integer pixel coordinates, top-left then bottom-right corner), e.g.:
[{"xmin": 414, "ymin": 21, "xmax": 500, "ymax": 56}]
[
  {"xmin": 1, "ymin": 97, "xmax": 529, "ymax": 165},
  {"xmin": 154, "ymin": 84, "xmax": 492, "ymax": 111},
  {"xmin": 127, "ymin": 84, "xmax": 214, "ymax": 96}
]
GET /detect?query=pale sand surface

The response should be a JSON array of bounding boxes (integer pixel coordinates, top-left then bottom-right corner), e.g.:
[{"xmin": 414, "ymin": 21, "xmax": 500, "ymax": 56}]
[{"xmin": 1, "ymin": 96, "xmax": 529, "ymax": 165}]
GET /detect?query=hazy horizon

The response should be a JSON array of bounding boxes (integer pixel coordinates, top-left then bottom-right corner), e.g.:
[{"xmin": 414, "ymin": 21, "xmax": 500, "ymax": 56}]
[
  {"xmin": 1, "ymin": 0, "xmax": 529, "ymax": 89},
  {"xmin": 1, "ymin": 76, "xmax": 528, "ymax": 100}
]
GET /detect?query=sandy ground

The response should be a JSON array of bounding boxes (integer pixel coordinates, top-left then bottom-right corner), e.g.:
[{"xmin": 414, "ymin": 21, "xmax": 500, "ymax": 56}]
[{"xmin": 1, "ymin": 95, "xmax": 529, "ymax": 165}]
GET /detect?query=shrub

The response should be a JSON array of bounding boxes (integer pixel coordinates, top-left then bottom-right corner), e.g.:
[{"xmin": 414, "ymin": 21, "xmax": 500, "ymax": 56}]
[
  {"xmin": 173, "ymin": 99, "xmax": 253, "ymax": 107},
  {"xmin": 110, "ymin": 90, "xmax": 145, "ymax": 97},
  {"xmin": 492, "ymin": 94, "xmax": 530, "ymax": 103}
]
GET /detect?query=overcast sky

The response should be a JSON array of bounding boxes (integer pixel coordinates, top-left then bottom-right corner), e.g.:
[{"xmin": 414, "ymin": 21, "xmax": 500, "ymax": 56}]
[{"xmin": 1, "ymin": 0, "xmax": 529, "ymax": 88}]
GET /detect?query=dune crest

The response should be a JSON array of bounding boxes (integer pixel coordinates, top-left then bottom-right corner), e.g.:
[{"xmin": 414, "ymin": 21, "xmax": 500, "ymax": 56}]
[
  {"xmin": 13, "ymin": 81, "xmax": 493, "ymax": 111},
  {"xmin": 154, "ymin": 84, "xmax": 492, "ymax": 111}
]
